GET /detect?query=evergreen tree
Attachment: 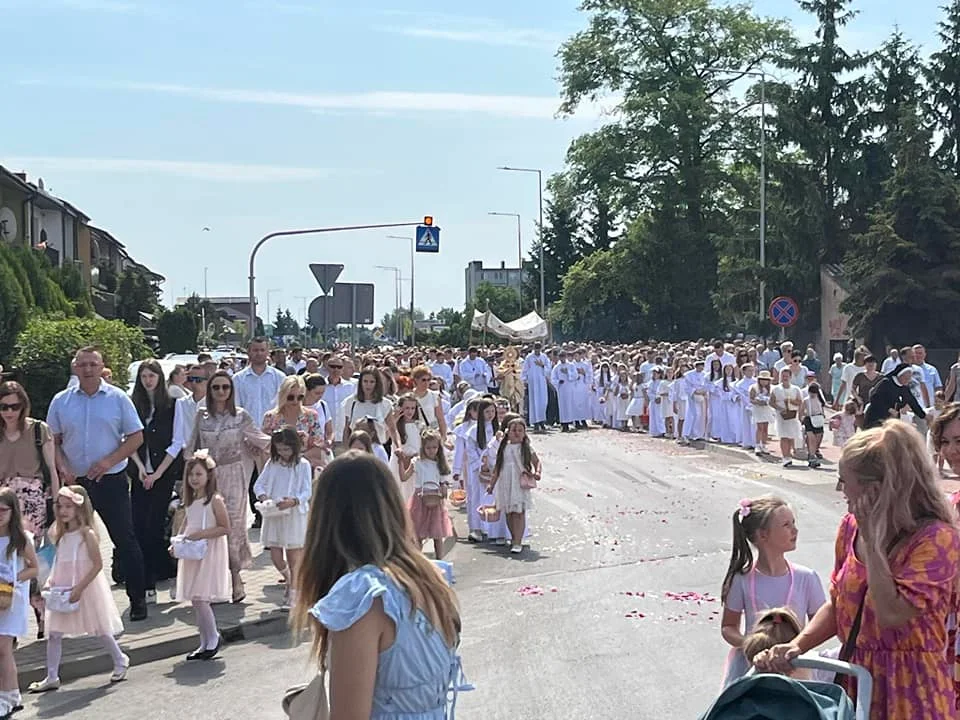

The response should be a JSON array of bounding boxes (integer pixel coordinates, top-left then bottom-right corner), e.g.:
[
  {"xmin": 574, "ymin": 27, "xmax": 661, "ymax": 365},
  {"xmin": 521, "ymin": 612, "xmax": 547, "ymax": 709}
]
[
  {"xmin": 928, "ymin": 0, "xmax": 960, "ymax": 177},
  {"xmin": 841, "ymin": 113, "xmax": 960, "ymax": 347}
]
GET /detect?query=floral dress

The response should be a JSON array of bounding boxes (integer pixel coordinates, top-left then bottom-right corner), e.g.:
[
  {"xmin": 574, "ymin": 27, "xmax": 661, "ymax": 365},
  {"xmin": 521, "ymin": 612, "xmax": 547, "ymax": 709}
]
[
  {"xmin": 831, "ymin": 513, "xmax": 960, "ymax": 719},
  {"xmin": 189, "ymin": 408, "xmax": 268, "ymax": 571}
]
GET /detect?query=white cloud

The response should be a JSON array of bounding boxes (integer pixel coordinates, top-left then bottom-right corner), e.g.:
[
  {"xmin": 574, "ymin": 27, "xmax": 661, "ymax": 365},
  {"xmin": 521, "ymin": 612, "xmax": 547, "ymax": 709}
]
[
  {"xmin": 22, "ymin": 78, "xmax": 572, "ymax": 119},
  {"xmin": 1, "ymin": 157, "xmax": 338, "ymax": 182}
]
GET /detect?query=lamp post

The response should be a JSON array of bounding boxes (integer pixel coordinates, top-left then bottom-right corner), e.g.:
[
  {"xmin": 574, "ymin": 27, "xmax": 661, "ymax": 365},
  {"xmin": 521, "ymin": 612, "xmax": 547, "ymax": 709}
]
[
  {"xmin": 497, "ymin": 166, "xmax": 544, "ymax": 314},
  {"xmin": 705, "ymin": 66, "xmax": 767, "ymax": 322},
  {"xmin": 265, "ymin": 289, "xmax": 280, "ymax": 328},
  {"xmin": 387, "ymin": 235, "xmax": 415, "ymax": 346},
  {"xmin": 247, "ymin": 219, "xmax": 430, "ymax": 342},
  {"xmin": 294, "ymin": 295, "xmax": 309, "ymax": 347},
  {"xmin": 375, "ymin": 265, "xmax": 402, "ymax": 341},
  {"xmin": 488, "ymin": 211, "xmax": 523, "ymax": 314}
]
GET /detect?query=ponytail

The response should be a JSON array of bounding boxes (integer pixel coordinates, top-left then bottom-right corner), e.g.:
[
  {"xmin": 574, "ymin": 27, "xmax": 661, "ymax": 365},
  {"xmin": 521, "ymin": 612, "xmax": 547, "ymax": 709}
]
[{"xmin": 721, "ymin": 509, "xmax": 754, "ymax": 603}]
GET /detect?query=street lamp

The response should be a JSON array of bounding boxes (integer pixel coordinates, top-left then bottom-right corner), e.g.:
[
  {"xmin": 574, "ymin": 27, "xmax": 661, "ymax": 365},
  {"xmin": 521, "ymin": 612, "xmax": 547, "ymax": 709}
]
[
  {"xmin": 265, "ymin": 289, "xmax": 281, "ymax": 326},
  {"xmin": 247, "ymin": 219, "xmax": 430, "ymax": 342},
  {"xmin": 497, "ymin": 166, "xmax": 544, "ymax": 314},
  {"xmin": 387, "ymin": 235, "xmax": 415, "ymax": 346},
  {"xmin": 294, "ymin": 295, "xmax": 309, "ymax": 347},
  {"xmin": 705, "ymin": 66, "xmax": 767, "ymax": 322},
  {"xmin": 375, "ymin": 265, "xmax": 402, "ymax": 341},
  {"xmin": 488, "ymin": 211, "xmax": 523, "ymax": 314}
]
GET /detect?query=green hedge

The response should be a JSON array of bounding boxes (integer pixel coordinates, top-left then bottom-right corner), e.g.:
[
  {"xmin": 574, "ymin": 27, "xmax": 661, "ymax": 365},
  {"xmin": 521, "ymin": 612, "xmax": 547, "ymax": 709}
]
[{"xmin": 12, "ymin": 317, "xmax": 151, "ymax": 417}]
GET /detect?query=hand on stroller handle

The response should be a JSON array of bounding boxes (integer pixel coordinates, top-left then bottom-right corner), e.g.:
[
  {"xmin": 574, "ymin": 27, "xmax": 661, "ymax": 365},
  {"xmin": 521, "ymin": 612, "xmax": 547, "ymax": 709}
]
[{"xmin": 746, "ymin": 652, "xmax": 872, "ymax": 720}]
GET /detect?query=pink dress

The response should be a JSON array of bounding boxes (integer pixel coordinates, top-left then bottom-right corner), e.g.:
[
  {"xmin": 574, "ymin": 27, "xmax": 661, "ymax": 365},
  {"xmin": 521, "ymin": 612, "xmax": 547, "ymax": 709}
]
[
  {"xmin": 176, "ymin": 500, "xmax": 230, "ymax": 603},
  {"xmin": 407, "ymin": 459, "xmax": 454, "ymax": 540},
  {"xmin": 46, "ymin": 529, "xmax": 123, "ymax": 637}
]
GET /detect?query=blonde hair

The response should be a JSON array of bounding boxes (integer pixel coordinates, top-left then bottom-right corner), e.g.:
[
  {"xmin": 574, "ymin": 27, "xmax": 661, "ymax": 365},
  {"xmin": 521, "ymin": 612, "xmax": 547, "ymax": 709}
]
[
  {"xmin": 293, "ymin": 452, "xmax": 460, "ymax": 671},
  {"xmin": 275, "ymin": 375, "xmax": 307, "ymax": 411},
  {"xmin": 741, "ymin": 607, "xmax": 803, "ymax": 665},
  {"xmin": 840, "ymin": 421, "xmax": 955, "ymax": 559},
  {"xmin": 50, "ymin": 485, "xmax": 97, "ymax": 545}
]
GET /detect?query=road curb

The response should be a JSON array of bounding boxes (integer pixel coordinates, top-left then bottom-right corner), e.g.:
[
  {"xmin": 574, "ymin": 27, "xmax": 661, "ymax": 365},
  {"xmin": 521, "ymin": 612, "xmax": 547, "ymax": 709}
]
[
  {"xmin": 18, "ymin": 609, "xmax": 290, "ymax": 688},
  {"xmin": 692, "ymin": 439, "xmax": 764, "ymax": 465}
]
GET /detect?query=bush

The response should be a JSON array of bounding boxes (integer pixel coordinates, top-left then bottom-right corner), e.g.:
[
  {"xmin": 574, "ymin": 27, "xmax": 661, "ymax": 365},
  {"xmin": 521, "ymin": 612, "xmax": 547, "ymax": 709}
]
[
  {"xmin": 0, "ymin": 260, "xmax": 29, "ymax": 366},
  {"xmin": 12, "ymin": 317, "xmax": 151, "ymax": 417}
]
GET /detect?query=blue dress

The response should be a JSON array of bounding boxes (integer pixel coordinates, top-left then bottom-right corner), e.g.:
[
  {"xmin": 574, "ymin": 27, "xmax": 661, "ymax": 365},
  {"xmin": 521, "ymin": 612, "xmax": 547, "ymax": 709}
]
[{"xmin": 310, "ymin": 564, "xmax": 472, "ymax": 719}]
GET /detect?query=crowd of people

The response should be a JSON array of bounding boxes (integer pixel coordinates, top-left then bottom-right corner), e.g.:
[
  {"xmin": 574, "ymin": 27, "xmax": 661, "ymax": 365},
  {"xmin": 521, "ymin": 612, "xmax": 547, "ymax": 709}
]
[{"xmin": 0, "ymin": 333, "xmax": 958, "ymax": 717}]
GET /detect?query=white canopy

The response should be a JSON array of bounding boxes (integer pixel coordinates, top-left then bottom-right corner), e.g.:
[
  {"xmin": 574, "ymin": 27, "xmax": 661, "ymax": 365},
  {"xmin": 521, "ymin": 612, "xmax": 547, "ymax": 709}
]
[{"xmin": 471, "ymin": 309, "xmax": 548, "ymax": 341}]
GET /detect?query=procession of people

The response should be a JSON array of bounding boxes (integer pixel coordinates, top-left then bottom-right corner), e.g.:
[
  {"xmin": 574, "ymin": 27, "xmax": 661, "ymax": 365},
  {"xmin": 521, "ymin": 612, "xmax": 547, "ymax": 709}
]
[{"xmin": 0, "ymin": 332, "xmax": 959, "ymax": 718}]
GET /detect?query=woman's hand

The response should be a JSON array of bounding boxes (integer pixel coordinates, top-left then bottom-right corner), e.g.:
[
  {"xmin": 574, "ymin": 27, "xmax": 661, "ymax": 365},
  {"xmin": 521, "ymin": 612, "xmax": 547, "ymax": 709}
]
[
  {"xmin": 142, "ymin": 472, "xmax": 159, "ymax": 490},
  {"xmin": 276, "ymin": 498, "xmax": 296, "ymax": 510},
  {"xmin": 751, "ymin": 642, "xmax": 802, "ymax": 674}
]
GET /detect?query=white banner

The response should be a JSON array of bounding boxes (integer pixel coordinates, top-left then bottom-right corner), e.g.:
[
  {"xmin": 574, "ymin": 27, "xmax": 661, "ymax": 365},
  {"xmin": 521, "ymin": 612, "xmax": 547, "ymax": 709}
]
[{"xmin": 471, "ymin": 309, "xmax": 548, "ymax": 341}]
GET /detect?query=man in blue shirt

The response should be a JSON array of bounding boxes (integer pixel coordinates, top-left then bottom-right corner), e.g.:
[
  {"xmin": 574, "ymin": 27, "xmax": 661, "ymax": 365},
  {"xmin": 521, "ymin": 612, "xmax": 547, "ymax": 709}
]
[{"xmin": 48, "ymin": 347, "xmax": 148, "ymax": 621}]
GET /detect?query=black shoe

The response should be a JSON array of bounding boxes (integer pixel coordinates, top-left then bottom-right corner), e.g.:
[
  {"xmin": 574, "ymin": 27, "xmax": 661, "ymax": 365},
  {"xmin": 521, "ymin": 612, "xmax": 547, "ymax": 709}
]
[
  {"xmin": 198, "ymin": 636, "xmax": 222, "ymax": 660},
  {"xmin": 129, "ymin": 599, "xmax": 148, "ymax": 622},
  {"xmin": 186, "ymin": 648, "xmax": 206, "ymax": 661},
  {"xmin": 251, "ymin": 515, "xmax": 263, "ymax": 530}
]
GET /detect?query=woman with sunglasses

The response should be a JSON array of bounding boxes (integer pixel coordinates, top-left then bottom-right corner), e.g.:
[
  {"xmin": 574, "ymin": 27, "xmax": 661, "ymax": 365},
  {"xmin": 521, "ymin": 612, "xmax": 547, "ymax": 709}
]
[
  {"xmin": 263, "ymin": 376, "xmax": 325, "ymax": 472},
  {"xmin": 188, "ymin": 370, "xmax": 269, "ymax": 603},
  {"xmin": 0, "ymin": 381, "xmax": 59, "ymax": 639}
]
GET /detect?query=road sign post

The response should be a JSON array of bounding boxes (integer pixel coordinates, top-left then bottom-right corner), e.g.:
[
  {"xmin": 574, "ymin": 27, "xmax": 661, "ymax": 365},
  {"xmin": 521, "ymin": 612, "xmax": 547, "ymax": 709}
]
[{"xmin": 768, "ymin": 296, "xmax": 799, "ymax": 340}]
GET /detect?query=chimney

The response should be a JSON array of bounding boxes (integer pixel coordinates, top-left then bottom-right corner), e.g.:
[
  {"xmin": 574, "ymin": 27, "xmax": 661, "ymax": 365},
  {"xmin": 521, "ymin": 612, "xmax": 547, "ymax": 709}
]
[
  {"xmin": 13, "ymin": 173, "xmax": 26, "ymax": 182},
  {"xmin": 500, "ymin": 260, "xmax": 506, "ymax": 269}
]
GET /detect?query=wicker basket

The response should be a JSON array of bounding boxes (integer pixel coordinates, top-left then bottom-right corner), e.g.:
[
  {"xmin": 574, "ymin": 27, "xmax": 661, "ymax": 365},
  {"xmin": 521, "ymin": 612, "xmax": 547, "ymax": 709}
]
[
  {"xmin": 478, "ymin": 504, "xmax": 501, "ymax": 523},
  {"xmin": 449, "ymin": 489, "xmax": 467, "ymax": 508}
]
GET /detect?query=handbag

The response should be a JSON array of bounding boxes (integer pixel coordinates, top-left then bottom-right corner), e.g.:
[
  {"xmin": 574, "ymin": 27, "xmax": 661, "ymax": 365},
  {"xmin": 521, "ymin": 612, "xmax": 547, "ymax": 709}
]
[
  {"xmin": 520, "ymin": 470, "xmax": 538, "ymax": 489},
  {"xmin": 42, "ymin": 542, "xmax": 80, "ymax": 613},
  {"xmin": 282, "ymin": 671, "xmax": 329, "ymax": 720},
  {"xmin": 170, "ymin": 504, "xmax": 209, "ymax": 560},
  {"xmin": 33, "ymin": 422, "xmax": 54, "ymax": 529},
  {"xmin": 780, "ymin": 409, "xmax": 797, "ymax": 420},
  {"xmin": 255, "ymin": 499, "xmax": 292, "ymax": 518},
  {"xmin": 419, "ymin": 480, "xmax": 444, "ymax": 508},
  {"xmin": 809, "ymin": 414, "xmax": 825, "ymax": 429}
]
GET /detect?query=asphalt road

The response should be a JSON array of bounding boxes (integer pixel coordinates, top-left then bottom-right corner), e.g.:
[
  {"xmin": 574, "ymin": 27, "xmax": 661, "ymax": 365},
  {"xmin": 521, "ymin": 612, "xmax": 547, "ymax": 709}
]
[{"xmin": 17, "ymin": 429, "xmax": 848, "ymax": 719}]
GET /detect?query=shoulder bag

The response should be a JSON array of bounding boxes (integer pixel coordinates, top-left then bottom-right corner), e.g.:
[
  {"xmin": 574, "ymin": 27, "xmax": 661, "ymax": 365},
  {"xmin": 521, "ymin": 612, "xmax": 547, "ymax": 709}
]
[
  {"xmin": 282, "ymin": 670, "xmax": 329, "ymax": 720},
  {"xmin": 34, "ymin": 422, "xmax": 54, "ymax": 529}
]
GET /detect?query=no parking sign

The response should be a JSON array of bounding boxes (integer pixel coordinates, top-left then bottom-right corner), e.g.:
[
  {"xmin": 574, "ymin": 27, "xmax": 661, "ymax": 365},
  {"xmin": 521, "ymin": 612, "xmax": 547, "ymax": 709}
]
[{"xmin": 768, "ymin": 296, "xmax": 799, "ymax": 328}]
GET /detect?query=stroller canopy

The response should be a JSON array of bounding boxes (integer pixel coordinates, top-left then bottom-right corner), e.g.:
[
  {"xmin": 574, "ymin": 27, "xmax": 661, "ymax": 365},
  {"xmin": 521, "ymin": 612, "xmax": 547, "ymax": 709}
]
[{"xmin": 699, "ymin": 674, "xmax": 855, "ymax": 720}]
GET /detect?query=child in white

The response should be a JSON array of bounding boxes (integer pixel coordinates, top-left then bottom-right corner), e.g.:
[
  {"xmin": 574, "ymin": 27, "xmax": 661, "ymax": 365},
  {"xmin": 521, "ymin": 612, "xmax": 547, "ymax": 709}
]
[
  {"xmin": 403, "ymin": 429, "xmax": 454, "ymax": 560},
  {"xmin": 647, "ymin": 368, "xmax": 667, "ymax": 438},
  {"xmin": 625, "ymin": 373, "xmax": 646, "ymax": 431},
  {"xmin": 0, "ymin": 488, "xmax": 38, "ymax": 714},
  {"xmin": 392, "ymin": 395, "xmax": 424, "ymax": 503},
  {"xmin": 719, "ymin": 495, "xmax": 826, "ymax": 689},
  {"xmin": 174, "ymin": 451, "xmax": 230, "ymax": 660},
  {"xmin": 487, "ymin": 418, "xmax": 541, "ymax": 555},
  {"xmin": 254, "ymin": 428, "xmax": 311, "ymax": 610},
  {"xmin": 831, "ymin": 400, "xmax": 857, "ymax": 448},
  {"xmin": 353, "ymin": 418, "xmax": 389, "ymax": 465},
  {"xmin": 31, "ymin": 486, "xmax": 126, "ymax": 693}
]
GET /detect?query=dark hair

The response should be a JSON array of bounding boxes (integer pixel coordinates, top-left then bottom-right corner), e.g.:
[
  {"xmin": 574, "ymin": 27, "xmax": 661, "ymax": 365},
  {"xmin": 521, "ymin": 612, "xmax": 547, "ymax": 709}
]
[
  {"xmin": 347, "ymin": 429, "xmax": 374, "ymax": 453},
  {"xmin": 207, "ymin": 370, "xmax": 237, "ymax": 416},
  {"xmin": 183, "ymin": 458, "xmax": 217, "ymax": 506},
  {"xmin": 475, "ymin": 398, "xmax": 496, "ymax": 448},
  {"xmin": 356, "ymin": 367, "xmax": 385, "ymax": 403},
  {"xmin": 304, "ymin": 373, "xmax": 327, "ymax": 392},
  {"xmin": 248, "ymin": 337, "xmax": 269, "ymax": 348},
  {"xmin": 419, "ymin": 429, "xmax": 450, "ymax": 475},
  {"xmin": 710, "ymin": 359, "xmax": 722, "ymax": 381},
  {"xmin": 270, "ymin": 427, "xmax": 303, "ymax": 464},
  {"xmin": 493, "ymin": 417, "xmax": 537, "ymax": 478},
  {"xmin": 131, "ymin": 359, "xmax": 173, "ymax": 420},
  {"xmin": 0, "ymin": 381, "xmax": 30, "ymax": 432},
  {"xmin": 721, "ymin": 495, "xmax": 790, "ymax": 603},
  {"xmin": 0, "ymin": 488, "xmax": 27, "ymax": 559},
  {"xmin": 396, "ymin": 394, "xmax": 424, "ymax": 445}
]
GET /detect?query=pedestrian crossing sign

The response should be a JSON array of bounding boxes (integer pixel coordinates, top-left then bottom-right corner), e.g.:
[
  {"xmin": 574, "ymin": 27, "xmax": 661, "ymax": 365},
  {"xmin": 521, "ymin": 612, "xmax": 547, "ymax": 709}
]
[{"xmin": 415, "ymin": 225, "xmax": 440, "ymax": 253}]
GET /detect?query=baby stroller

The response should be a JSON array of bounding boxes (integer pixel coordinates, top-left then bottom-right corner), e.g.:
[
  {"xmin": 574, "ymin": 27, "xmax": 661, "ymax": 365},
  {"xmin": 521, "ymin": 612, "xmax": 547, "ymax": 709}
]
[{"xmin": 698, "ymin": 653, "xmax": 872, "ymax": 720}]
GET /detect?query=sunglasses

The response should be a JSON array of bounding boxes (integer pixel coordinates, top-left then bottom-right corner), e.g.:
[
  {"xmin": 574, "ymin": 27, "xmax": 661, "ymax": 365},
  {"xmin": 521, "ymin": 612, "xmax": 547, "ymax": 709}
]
[
  {"xmin": 210, "ymin": 384, "xmax": 231, "ymax": 392},
  {"xmin": 0, "ymin": 403, "xmax": 22, "ymax": 412},
  {"xmin": 187, "ymin": 376, "xmax": 207, "ymax": 383},
  {"xmin": 286, "ymin": 394, "xmax": 305, "ymax": 402}
]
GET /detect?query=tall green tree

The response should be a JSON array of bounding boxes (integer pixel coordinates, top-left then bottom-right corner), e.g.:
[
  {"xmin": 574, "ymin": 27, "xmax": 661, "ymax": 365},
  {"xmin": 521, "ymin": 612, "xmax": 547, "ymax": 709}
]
[
  {"xmin": 524, "ymin": 174, "xmax": 582, "ymax": 311},
  {"xmin": 472, "ymin": 282, "xmax": 523, "ymax": 323},
  {"xmin": 557, "ymin": 0, "xmax": 790, "ymax": 335},
  {"xmin": 115, "ymin": 269, "xmax": 159, "ymax": 326},
  {"xmin": 841, "ymin": 113, "xmax": 960, "ymax": 347},
  {"xmin": 157, "ymin": 307, "xmax": 199, "ymax": 354},
  {"xmin": 929, "ymin": 0, "xmax": 960, "ymax": 177}
]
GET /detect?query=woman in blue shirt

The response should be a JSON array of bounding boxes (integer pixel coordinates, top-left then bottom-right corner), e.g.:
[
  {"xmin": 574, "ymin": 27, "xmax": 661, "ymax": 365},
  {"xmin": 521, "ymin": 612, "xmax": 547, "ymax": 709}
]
[{"xmin": 293, "ymin": 451, "xmax": 471, "ymax": 719}]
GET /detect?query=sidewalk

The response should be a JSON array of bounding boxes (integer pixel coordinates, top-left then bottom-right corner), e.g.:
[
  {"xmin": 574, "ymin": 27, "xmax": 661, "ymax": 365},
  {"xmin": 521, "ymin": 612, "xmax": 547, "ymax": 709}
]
[{"xmin": 16, "ymin": 523, "xmax": 291, "ymax": 687}]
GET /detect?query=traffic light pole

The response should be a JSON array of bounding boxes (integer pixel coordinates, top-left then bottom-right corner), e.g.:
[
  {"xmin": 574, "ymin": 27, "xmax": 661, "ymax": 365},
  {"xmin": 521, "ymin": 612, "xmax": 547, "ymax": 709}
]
[{"xmin": 247, "ymin": 220, "xmax": 428, "ymax": 343}]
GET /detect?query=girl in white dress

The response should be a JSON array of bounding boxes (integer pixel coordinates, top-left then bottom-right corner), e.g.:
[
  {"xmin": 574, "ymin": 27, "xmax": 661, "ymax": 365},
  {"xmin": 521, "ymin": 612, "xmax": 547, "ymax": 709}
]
[
  {"xmin": 647, "ymin": 369, "xmax": 667, "ymax": 437},
  {"xmin": 403, "ymin": 430, "xmax": 455, "ymax": 560},
  {"xmin": 712, "ymin": 364, "xmax": 741, "ymax": 445},
  {"xmin": 254, "ymin": 428, "xmax": 312, "ymax": 610},
  {"xmin": 660, "ymin": 372, "xmax": 675, "ymax": 439},
  {"xmin": 174, "ymin": 451, "xmax": 230, "ymax": 660},
  {"xmin": 0, "ymin": 488, "xmax": 38, "ymax": 715},
  {"xmin": 31, "ymin": 486, "xmax": 126, "ymax": 693},
  {"xmin": 486, "ymin": 418, "xmax": 541, "ymax": 555},
  {"xmin": 594, "ymin": 362, "xmax": 613, "ymax": 426},
  {"xmin": 625, "ymin": 373, "xmax": 646, "ymax": 431},
  {"xmin": 750, "ymin": 371, "xmax": 777, "ymax": 455},
  {"xmin": 613, "ymin": 367, "xmax": 632, "ymax": 431},
  {"xmin": 771, "ymin": 368, "xmax": 803, "ymax": 467},
  {"xmin": 393, "ymin": 395, "xmax": 425, "ymax": 504}
]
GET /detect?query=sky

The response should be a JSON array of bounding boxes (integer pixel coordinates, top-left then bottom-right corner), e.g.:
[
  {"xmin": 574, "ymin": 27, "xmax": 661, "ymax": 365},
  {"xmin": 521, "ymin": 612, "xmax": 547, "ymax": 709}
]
[{"xmin": 0, "ymin": 0, "xmax": 942, "ymax": 329}]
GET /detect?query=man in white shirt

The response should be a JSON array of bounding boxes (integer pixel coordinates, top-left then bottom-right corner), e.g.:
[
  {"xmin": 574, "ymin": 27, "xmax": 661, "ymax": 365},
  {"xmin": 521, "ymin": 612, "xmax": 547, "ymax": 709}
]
[
  {"xmin": 458, "ymin": 347, "xmax": 491, "ymax": 392},
  {"xmin": 429, "ymin": 349, "xmax": 454, "ymax": 390},
  {"xmin": 522, "ymin": 342, "xmax": 551, "ymax": 432},
  {"xmin": 913, "ymin": 344, "xmax": 942, "ymax": 409},
  {"xmin": 323, "ymin": 355, "xmax": 357, "ymax": 450},
  {"xmin": 880, "ymin": 347, "xmax": 900, "ymax": 375},
  {"xmin": 170, "ymin": 363, "xmax": 211, "ymax": 462},
  {"xmin": 705, "ymin": 341, "xmax": 737, "ymax": 369},
  {"xmin": 233, "ymin": 337, "xmax": 286, "ymax": 527},
  {"xmin": 834, "ymin": 347, "xmax": 866, "ymax": 410},
  {"xmin": 773, "ymin": 342, "xmax": 794, "ymax": 373},
  {"xmin": 286, "ymin": 346, "xmax": 307, "ymax": 375}
]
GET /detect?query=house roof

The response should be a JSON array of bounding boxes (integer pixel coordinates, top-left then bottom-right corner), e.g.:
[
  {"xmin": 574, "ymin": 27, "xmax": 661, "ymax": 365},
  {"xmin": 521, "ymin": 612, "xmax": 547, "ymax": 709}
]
[
  {"xmin": 0, "ymin": 165, "xmax": 34, "ymax": 195},
  {"xmin": 88, "ymin": 225, "xmax": 126, "ymax": 250}
]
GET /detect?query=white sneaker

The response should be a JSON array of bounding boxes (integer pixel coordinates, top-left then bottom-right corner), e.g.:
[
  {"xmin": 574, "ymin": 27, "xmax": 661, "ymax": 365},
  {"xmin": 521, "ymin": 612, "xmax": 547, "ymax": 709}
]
[{"xmin": 510, "ymin": 545, "xmax": 523, "ymax": 554}]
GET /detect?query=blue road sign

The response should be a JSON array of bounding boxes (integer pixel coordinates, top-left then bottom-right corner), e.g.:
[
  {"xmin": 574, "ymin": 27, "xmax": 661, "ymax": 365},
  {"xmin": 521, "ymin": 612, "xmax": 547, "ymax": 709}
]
[
  {"xmin": 768, "ymin": 296, "xmax": 799, "ymax": 328},
  {"xmin": 415, "ymin": 225, "xmax": 440, "ymax": 253}
]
